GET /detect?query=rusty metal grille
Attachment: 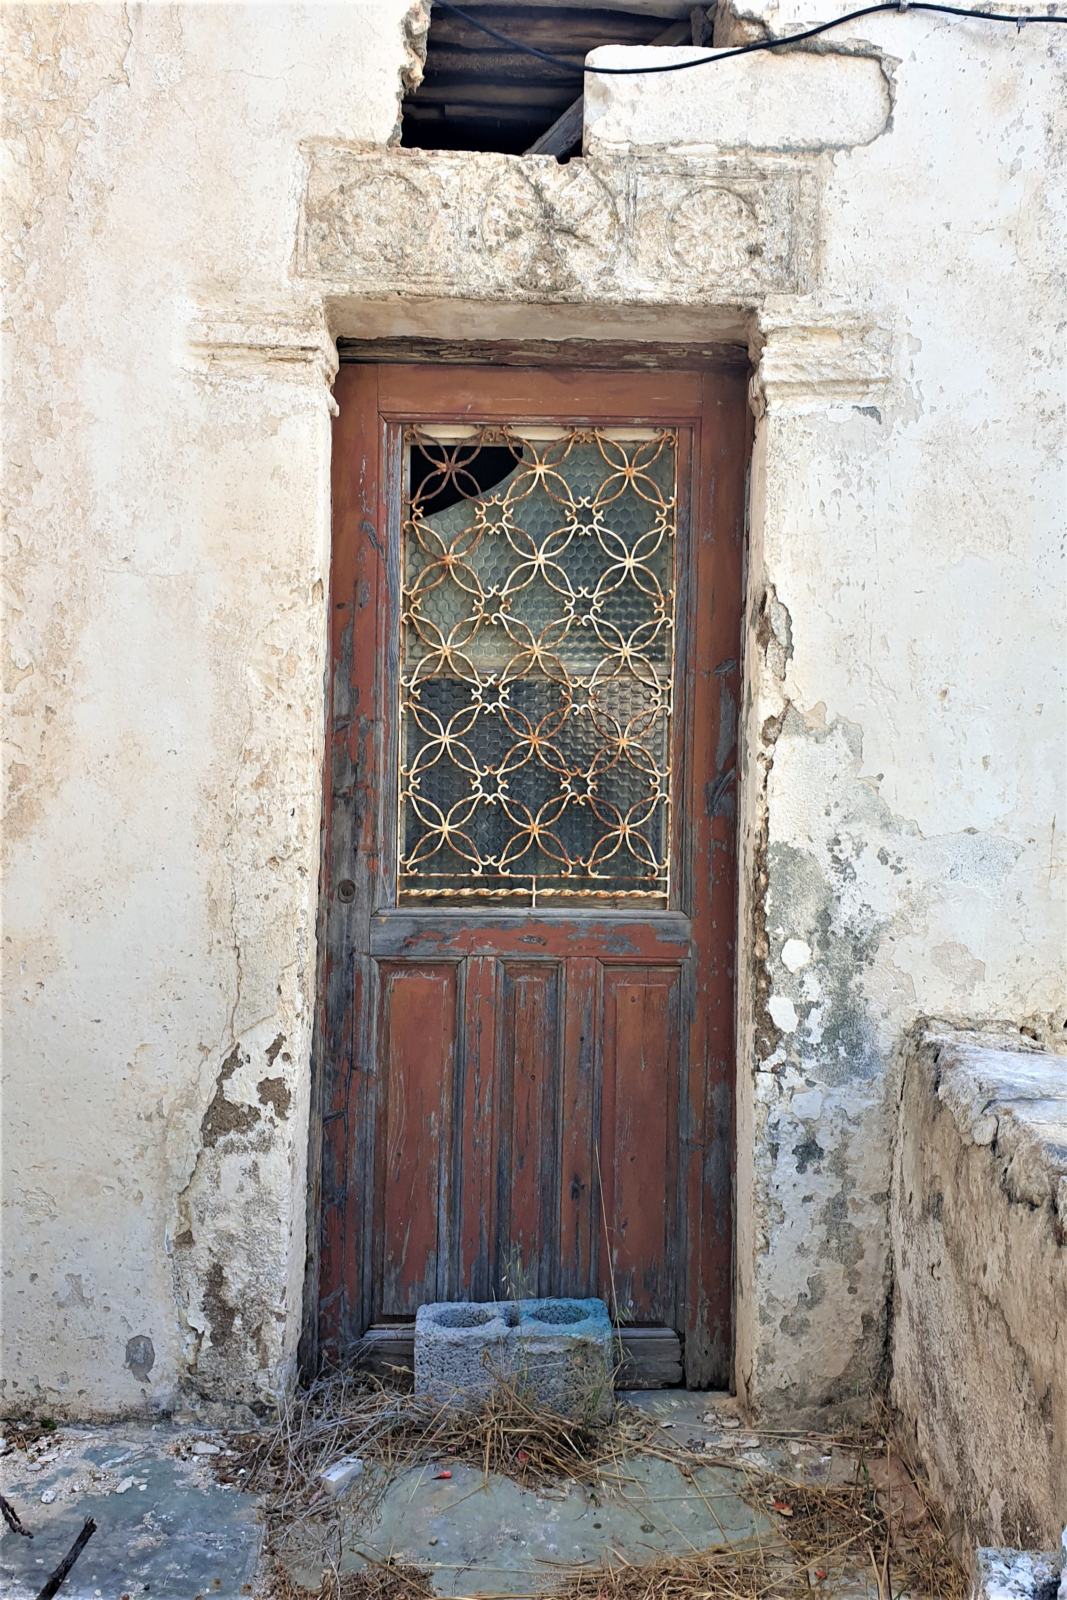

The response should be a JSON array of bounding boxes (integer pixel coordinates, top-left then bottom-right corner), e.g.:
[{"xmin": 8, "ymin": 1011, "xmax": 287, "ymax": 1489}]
[{"xmin": 398, "ymin": 424, "xmax": 678, "ymax": 905}]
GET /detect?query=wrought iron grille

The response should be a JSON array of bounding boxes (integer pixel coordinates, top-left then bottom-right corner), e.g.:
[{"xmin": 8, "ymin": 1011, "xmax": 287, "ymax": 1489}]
[{"xmin": 398, "ymin": 423, "xmax": 678, "ymax": 905}]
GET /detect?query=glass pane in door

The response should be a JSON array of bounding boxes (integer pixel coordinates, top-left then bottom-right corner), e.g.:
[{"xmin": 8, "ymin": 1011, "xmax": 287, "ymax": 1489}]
[{"xmin": 398, "ymin": 424, "xmax": 678, "ymax": 906}]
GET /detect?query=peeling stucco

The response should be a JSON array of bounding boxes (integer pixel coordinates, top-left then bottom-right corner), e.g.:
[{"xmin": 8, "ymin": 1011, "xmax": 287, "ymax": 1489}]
[
  {"xmin": 0, "ymin": 0, "xmax": 416, "ymax": 1419},
  {"xmin": 125, "ymin": 1334, "xmax": 155, "ymax": 1384},
  {"xmin": 738, "ymin": 689, "xmax": 1058, "ymax": 1417},
  {"xmin": 200, "ymin": 1048, "xmax": 262, "ymax": 1149}
]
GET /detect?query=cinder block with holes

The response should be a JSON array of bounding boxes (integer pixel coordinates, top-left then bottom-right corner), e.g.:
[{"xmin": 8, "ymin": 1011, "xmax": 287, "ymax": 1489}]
[{"xmin": 414, "ymin": 1297, "xmax": 615, "ymax": 1418}]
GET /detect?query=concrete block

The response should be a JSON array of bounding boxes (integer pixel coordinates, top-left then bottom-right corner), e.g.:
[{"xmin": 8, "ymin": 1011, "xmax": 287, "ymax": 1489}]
[
  {"xmin": 414, "ymin": 1298, "xmax": 614, "ymax": 1419},
  {"xmin": 414, "ymin": 1301, "xmax": 518, "ymax": 1408},
  {"xmin": 515, "ymin": 1299, "xmax": 615, "ymax": 1420}
]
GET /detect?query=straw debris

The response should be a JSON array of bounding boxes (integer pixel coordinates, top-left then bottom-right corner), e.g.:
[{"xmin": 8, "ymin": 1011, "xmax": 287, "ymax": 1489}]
[
  {"xmin": 554, "ymin": 1542, "xmax": 786, "ymax": 1600},
  {"xmin": 223, "ymin": 1364, "xmax": 641, "ymax": 1522},
  {"xmin": 269, "ymin": 1556, "xmax": 435, "ymax": 1600},
  {"xmin": 742, "ymin": 1467, "xmax": 966, "ymax": 1600},
  {"xmin": 226, "ymin": 1369, "xmax": 965, "ymax": 1600}
]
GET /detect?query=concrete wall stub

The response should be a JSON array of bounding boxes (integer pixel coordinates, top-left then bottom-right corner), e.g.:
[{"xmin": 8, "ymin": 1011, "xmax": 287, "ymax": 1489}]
[
  {"xmin": 974, "ymin": 1549, "xmax": 1063, "ymax": 1600},
  {"xmin": 891, "ymin": 1029, "xmax": 1067, "ymax": 1548}
]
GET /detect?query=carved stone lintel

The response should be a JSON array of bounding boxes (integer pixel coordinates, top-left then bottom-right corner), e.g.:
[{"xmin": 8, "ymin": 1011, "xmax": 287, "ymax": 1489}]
[{"xmin": 297, "ymin": 145, "xmax": 816, "ymax": 306}]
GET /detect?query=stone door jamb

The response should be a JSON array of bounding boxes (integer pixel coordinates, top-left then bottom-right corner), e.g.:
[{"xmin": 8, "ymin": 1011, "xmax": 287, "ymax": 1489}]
[{"xmin": 184, "ymin": 144, "xmax": 892, "ymax": 1398}]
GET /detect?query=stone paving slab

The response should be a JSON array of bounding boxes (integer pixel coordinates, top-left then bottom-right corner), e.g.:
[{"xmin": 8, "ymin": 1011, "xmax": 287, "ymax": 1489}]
[
  {"xmin": 286, "ymin": 1453, "xmax": 776, "ymax": 1598},
  {"xmin": 281, "ymin": 1392, "xmax": 835, "ymax": 1599},
  {"xmin": 0, "ymin": 1427, "xmax": 263, "ymax": 1600},
  {"xmin": 0, "ymin": 1393, "xmax": 869, "ymax": 1600}
]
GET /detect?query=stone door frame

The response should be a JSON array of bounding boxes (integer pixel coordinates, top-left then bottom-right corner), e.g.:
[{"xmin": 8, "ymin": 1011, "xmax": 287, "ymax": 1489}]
[{"xmin": 187, "ymin": 145, "xmax": 891, "ymax": 1402}]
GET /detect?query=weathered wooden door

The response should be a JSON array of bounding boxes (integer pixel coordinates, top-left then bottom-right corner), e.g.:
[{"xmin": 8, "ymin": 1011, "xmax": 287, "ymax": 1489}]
[{"xmin": 318, "ymin": 360, "xmax": 746, "ymax": 1386}]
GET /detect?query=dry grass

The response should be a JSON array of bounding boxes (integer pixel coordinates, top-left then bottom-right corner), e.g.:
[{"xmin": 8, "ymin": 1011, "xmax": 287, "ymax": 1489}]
[
  {"xmin": 226, "ymin": 1362, "xmax": 671, "ymax": 1585},
  {"xmin": 532, "ymin": 1457, "xmax": 965, "ymax": 1600},
  {"xmin": 741, "ymin": 1467, "xmax": 966, "ymax": 1600},
  {"xmin": 269, "ymin": 1555, "xmax": 435, "ymax": 1600},
  {"xmin": 228, "ymin": 1368, "xmax": 967, "ymax": 1600},
  {"xmin": 224, "ymin": 1363, "xmax": 642, "ymax": 1522},
  {"xmin": 554, "ymin": 1542, "xmax": 785, "ymax": 1600}
]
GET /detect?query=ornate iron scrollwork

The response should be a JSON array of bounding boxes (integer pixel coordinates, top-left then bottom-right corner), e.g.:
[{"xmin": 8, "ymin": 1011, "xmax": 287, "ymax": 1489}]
[{"xmin": 399, "ymin": 424, "xmax": 678, "ymax": 906}]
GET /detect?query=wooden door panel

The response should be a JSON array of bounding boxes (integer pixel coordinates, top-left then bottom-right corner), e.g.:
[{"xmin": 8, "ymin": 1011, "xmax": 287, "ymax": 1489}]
[
  {"xmin": 376, "ymin": 363, "xmax": 705, "ymax": 423},
  {"xmin": 558, "ymin": 956, "xmax": 599, "ymax": 1298},
  {"xmin": 599, "ymin": 965, "xmax": 682, "ymax": 1325},
  {"xmin": 454, "ymin": 954, "xmax": 498, "ymax": 1303},
  {"xmin": 495, "ymin": 961, "xmax": 563, "ymax": 1299},
  {"xmin": 318, "ymin": 360, "xmax": 748, "ymax": 1386},
  {"xmin": 369, "ymin": 911, "xmax": 692, "ymax": 960},
  {"xmin": 375, "ymin": 963, "xmax": 458, "ymax": 1317}
]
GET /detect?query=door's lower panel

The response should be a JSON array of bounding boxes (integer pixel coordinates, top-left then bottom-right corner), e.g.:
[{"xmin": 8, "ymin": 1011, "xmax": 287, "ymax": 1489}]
[
  {"xmin": 376, "ymin": 963, "xmax": 457, "ymax": 1318},
  {"xmin": 600, "ymin": 965, "xmax": 682, "ymax": 1326},
  {"xmin": 368, "ymin": 952, "xmax": 686, "ymax": 1331},
  {"xmin": 495, "ymin": 962, "xmax": 562, "ymax": 1300}
]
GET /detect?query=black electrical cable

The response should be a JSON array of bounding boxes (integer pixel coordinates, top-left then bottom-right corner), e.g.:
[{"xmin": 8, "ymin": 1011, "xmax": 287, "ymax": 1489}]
[{"xmin": 432, "ymin": 0, "xmax": 1067, "ymax": 76}]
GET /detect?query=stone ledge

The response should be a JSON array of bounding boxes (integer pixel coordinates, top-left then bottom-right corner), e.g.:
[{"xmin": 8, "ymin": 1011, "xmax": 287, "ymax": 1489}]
[
  {"xmin": 753, "ymin": 304, "xmax": 893, "ymax": 411},
  {"xmin": 184, "ymin": 299, "xmax": 338, "ymax": 389},
  {"xmin": 930, "ymin": 1031, "xmax": 1067, "ymax": 1221}
]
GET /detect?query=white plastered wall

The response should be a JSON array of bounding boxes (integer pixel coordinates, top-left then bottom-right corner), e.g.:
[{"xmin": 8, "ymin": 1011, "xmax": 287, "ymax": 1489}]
[
  {"xmin": 2, "ymin": 1, "xmax": 1065, "ymax": 1421},
  {"xmin": 1, "ymin": 1, "xmax": 424, "ymax": 1416},
  {"xmin": 585, "ymin": 20, "xmax": 1067, "ymax": 1413}
]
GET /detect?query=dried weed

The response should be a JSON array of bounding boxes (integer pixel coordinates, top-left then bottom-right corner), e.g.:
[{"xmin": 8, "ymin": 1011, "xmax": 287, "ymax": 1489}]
[
  {"xmin": 233, "ymin": 1369, "xmax": 966, "ymax": 1600},
  {"xmin": 224, "ymin": 1364, "xmax": 641, "ymax": 1521},
  {"xmin": 269, "ymin": 1555, "xmax": 435, "ymax": 1600}
]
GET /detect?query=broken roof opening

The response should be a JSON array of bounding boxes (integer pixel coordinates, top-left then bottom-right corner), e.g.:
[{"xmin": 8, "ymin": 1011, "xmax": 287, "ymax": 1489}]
[{"xmin": 402, "ymin": 2, "xmax": 714, "ymax": 159}]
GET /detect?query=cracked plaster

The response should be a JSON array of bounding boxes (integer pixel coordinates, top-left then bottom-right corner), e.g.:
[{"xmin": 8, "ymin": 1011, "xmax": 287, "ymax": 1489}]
[{"xmin": 1, "ymin": 0, "xmax": 421, "ymax": 1418}]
